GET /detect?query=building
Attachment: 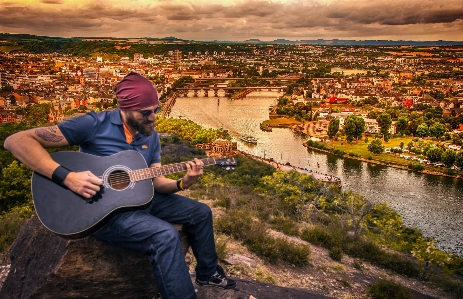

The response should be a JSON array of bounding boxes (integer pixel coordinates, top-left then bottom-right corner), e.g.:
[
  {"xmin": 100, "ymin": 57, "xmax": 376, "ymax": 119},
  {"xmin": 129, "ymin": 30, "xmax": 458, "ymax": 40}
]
[
  {"xmin": 0, "ymin": 70, "xmax": 8, "ymax": 87},
  {"xmin": 133, "ymin": 53, "xmax": 143, "ymax": 62},
  {"xmin": 171, "ymin": 50, "xmax": 182, "ymax": 64}
]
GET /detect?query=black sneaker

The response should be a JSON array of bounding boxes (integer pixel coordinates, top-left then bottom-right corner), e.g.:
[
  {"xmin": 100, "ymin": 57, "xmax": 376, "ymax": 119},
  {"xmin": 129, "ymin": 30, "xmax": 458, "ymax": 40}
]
[{"xmin": 195, "ymin": 265, "xmax": 236, "ymax": 289}]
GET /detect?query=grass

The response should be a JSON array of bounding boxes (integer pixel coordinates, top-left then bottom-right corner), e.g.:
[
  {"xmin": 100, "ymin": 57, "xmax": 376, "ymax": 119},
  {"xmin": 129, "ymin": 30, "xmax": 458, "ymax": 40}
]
[
  {"xmin": 261, "ymin": 118, "xmax": 302, "ymax": 127},
  {"xmin": 329, "ymin": 136, "xmax": 414, "ymax": 167}
]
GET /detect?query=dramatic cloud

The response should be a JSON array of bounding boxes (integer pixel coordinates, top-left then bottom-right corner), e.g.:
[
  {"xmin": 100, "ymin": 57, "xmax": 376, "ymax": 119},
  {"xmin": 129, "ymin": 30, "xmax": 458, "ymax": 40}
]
[{"xmin": 0, "ymin": 0, "xmax": 462, "ymax": 40}]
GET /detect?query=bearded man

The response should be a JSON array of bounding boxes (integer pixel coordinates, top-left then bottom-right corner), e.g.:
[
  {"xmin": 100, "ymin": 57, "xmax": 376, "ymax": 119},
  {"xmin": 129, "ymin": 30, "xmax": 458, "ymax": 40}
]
[{"xmin": 5, "ymin": 72, "xmax": 235, "ymax": 299}]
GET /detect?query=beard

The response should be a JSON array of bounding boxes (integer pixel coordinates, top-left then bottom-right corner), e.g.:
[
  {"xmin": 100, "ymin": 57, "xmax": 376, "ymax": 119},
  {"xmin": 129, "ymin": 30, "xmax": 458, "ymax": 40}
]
[{"xmin": 126, "ymin": 113, "xmax": 155, "ymax": 136}]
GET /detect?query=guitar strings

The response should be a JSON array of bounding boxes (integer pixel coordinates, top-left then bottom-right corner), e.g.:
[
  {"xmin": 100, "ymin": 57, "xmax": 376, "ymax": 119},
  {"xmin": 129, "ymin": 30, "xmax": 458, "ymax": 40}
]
[
  {"xmin": 95, "ymin": 158, "xmax": 226, "ymax": 185},
  {"xmin": 98, "ymin": 163, "xmax": 190, "ymax": 184}
]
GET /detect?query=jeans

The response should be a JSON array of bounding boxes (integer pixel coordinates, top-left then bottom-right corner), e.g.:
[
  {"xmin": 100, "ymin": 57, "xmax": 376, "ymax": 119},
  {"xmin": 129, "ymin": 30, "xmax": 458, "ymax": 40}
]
[{"xmin": 94, "ymin": 192, "xmax": 218, "ymax": 299}]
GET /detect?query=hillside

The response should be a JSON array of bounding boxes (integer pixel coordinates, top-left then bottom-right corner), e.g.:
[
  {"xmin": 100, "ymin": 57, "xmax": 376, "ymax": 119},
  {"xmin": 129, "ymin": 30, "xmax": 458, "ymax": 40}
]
[{"xmin": 194, "ymin": 199, "xmax": 448, "ymax": 299}]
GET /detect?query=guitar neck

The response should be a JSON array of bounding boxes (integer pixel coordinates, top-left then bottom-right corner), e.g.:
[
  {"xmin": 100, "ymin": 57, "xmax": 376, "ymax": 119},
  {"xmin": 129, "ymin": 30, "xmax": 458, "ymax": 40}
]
[{"xmin": 129, "ymin": 157, "xmax": 216, "ymax": 182}]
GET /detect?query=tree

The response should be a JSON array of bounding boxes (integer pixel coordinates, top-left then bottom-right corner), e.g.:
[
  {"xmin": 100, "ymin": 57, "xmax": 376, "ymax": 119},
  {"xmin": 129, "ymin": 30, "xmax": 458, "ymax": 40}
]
[
  {"xmin": 426, "ymin": 147, "xmax": 443, "ymax": 163},
  {"xmin": 368, "ymin": 138, "xmax": 384, "ymax": 155},
  {"xmin": 318, "ymin": 190, "xmax": 372, "ymax": 235},
  {"xmin": 429, "ymin": 122, "xmax": 446, "ymax": 139},
  {"xmin": 257, "ymin": 170, "xmax": 321, "ymax": 216},
  {"xmin": 396, "ymin": 116, "xmax": 409, "ymax": 135},
  {"xmin": 412, "ymin": 237, "xmax": 452, "ymax": 280},
  {"xmin": 327, "ymin": 118, "xmax": 340, "ymax": 138},
  {"xmin": 20, "ymin": 103, "xmax": 51, "ymax": 127},
  {"xmin": 441, "ymin": 149, "xmax": 456, "ymax": 167},
  {"xmin": 9, "ymin": 95, "xmax": 17, "ymax": 105},
  {"xmin": 455, "ymin": 150, "xmax": 463, "ymax": 168},
  {"xmin": 1, "ymin": 84, "xmax": 14, "ymax": 92},
  {"xmin": 343, "ymin": 115, "xmax": 365, "ymax": 143},
  {"xmin": 376, "ymin": 113, "xmax": 392, "ymax": 138},
  {"xmin": 416, "ymin": 123, "xmax": 429, "ymax": 137},
  {"xmin": 0, "ymin": 161, "xmax": 33, "ymax": 213}
]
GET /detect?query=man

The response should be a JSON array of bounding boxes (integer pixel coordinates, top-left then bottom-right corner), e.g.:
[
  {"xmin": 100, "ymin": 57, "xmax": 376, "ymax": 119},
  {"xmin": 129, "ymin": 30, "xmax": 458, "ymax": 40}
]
[{"xmin": 4, "ymin": 72, "xmax": 235, "ymax": 299}]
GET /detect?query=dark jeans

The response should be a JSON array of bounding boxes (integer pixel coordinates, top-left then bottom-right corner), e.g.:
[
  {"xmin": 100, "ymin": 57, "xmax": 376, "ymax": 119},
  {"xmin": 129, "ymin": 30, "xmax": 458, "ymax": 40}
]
[{"xmin": 94, "ymin": 192, "xmax": 218, "ymax": 299}]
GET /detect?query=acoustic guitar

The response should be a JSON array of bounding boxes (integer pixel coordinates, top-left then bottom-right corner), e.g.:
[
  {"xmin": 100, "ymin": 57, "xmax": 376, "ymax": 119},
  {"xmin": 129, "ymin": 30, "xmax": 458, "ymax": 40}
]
[{"xmin": 31, "ymin": 150, "xmax": 236, "ymax": 239}]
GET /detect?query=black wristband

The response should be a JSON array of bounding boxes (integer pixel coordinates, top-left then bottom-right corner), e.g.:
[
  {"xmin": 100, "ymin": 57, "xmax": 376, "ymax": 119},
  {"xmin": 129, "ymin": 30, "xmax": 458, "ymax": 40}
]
[
  {"xmin": 176, "ymin": 178, "xmax": 184, "ymax": 191},
  {"xmin": 52, "ymin": 166, "xmax": 71, "ymax": 185}
]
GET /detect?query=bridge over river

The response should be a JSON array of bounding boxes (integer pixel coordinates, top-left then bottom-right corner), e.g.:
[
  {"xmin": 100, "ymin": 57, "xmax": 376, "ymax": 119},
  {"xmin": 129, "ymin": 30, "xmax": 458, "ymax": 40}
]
[
  {"xmin": 175, "ymin": 86, "xmax": 285, "ymax": 98},
  {"xmin": 161, "ymin": 87, "xmax": 284, "ymax": 117}
]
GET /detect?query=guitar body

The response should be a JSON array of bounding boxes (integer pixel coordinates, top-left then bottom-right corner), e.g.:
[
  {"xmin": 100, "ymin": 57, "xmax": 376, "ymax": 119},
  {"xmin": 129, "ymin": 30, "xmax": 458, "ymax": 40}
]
[{"xmin": 32, "ymin": 150, "xmax": 154, "ymax": 239}]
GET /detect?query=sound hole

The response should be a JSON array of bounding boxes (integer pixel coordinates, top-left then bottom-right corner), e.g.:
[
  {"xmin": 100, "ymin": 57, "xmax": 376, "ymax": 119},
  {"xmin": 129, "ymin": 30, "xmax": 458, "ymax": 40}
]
[{"xmin": 108, "ymin": 170, "xmax": 130, "ymax": 190}]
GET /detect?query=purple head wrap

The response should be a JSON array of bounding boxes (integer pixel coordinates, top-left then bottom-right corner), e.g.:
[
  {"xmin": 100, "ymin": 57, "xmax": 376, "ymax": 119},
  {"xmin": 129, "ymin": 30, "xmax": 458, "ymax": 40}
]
[{"xmin": 113, "ymin": 72, "xmax": 159, "ymax": 110}]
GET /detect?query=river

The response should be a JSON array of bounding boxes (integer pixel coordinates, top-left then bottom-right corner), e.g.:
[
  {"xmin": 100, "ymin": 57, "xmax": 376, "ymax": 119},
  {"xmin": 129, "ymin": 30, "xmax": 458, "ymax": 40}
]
[{"xmin": 168, "ymin": 93, "xmax": 463, "ymax": 257}]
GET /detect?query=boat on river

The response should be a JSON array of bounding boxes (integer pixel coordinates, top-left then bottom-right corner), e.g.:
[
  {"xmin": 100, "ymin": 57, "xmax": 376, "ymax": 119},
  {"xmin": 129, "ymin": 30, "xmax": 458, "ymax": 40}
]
[{"xmin": 240, "ymin": 135, "xmax": 258, "ymax": 144}]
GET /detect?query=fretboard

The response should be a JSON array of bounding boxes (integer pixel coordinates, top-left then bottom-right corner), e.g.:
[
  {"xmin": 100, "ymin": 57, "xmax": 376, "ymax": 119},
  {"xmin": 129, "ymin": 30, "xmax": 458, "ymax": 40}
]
[{"xmin": 129, "ymin": 157, "xmax": 216, "ymax": 182}]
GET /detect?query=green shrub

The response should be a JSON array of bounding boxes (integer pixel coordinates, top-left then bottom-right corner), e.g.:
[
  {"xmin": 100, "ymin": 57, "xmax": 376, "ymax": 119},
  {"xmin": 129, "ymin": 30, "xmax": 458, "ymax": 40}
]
[
  {"xmin": 245, "ymin": 225, "xmax": 310, "ymax": 266},
  {"xmin": 343, "ymin": 238, "xmax": 419, "ymax": 277},
  {"xmin": 333, "ymin": 149, "xmax": 346, "ymax": 156},
  {"xmin": 340, "ymin": 279, "xmax": 351, "ymax": 287},
  {"xmin": 215, "ymin": 236, "xmax": 229, "ymax": 261},
  {"xmin": 432, "ymin": 275, "xmax": 463, "ymax": 299},
  {"xmin": 215, "ymin": 209, "xmax": 254, "ymax": 240},
  {"xmin": 329, "ymin": 247, "xmax": 343, "ymax": 261},
  {"xmin": 0, "ymin": 204, "xmax": 34, "ymax": 256},
  {"xmin": 306, "ymin": 140, "xmax": 330, "ymax": 151},
  {"xmin": 353, "ymin": 258, "xmax": 364, "ymax": 271},
  {"xmin": 300, "ymin": 226, "xmax": 334, "ymax": 248},
  {"xmin": 270, "ymin": 217, "xmax": 299, "ymax": 236},
  {"xmin": 216, "ymin": 210, "xmax": 310, "ymax": 266},
  {"xmin": 408, "ymin": 162, "xmax": 425, "ymax": 171},
  {"xmin": 214, "ymin": 197, "xmax": 231, "ymax": 209},
  {"xmin": 368, "ymin": 279, "xmax": 413, "ymax": 299}
]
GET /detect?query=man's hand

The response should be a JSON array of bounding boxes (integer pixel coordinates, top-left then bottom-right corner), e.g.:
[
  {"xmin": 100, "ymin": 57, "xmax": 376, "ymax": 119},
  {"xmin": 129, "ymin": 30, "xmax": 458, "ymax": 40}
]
[
  {"xmin": 64, "ymin": 171, "xmax": 103, "ymax": 199},
  {"xmin": 182, "ymin": 158, "xmax": 204, "ymax": 189}
]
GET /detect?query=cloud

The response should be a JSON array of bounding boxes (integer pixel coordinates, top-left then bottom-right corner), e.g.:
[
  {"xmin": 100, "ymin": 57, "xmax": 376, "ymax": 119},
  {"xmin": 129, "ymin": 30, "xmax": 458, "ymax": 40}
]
[
  {"xmin": 41, "ymin": 0, "xmax": 64, "ymax": 4},
  {"xmin": 0, "ymin": 0, "xmax": 461, "ymax": 40}
]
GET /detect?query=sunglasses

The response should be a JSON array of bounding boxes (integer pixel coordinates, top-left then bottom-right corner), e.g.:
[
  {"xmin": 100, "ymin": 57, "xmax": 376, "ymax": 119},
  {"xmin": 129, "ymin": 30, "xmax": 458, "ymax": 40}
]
[{"xmin": 137, "ymin": 106, "xmax": 162, "ymax": 118}]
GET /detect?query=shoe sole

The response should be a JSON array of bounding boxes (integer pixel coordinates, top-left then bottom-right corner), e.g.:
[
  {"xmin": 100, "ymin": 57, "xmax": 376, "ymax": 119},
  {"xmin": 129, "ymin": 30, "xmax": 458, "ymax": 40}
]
[{"xmin": 195, "ymin": 281, "xmax": 236, "ymax": 289}]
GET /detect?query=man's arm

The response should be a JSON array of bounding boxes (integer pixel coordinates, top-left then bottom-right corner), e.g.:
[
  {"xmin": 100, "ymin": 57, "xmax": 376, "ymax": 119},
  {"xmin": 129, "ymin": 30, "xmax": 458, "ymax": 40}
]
[
  {"xmin": 4, "ymin": 126, "xmax": 102, "ymax": 199},
  {"xmin": 151, "ymin": 158, "xmax": 204, "ymax": 194}
]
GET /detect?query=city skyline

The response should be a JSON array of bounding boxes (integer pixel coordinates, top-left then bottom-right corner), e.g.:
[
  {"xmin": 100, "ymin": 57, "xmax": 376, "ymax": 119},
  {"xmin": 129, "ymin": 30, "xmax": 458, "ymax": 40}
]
[{"xmin": 0, "ymin": 0, "xmax": 462, "ymax": 42}]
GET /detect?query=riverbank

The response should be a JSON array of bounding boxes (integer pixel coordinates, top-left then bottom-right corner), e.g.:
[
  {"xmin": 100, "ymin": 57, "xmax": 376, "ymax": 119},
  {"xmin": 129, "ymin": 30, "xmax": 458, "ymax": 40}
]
[
  {"xmin": 303, "ymin": 143, "xmax": 463, "ymax": 180},
  {"xmin": 239, "ymin": 151, "xmax": 341, "ymax": 185}
]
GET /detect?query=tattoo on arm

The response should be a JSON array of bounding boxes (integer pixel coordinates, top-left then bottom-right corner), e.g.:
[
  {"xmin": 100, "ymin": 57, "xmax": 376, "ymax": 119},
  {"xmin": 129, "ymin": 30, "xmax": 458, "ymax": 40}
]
[{"xmin": 35, "ymin": 127, "xmax": 64, "ymax": 143}]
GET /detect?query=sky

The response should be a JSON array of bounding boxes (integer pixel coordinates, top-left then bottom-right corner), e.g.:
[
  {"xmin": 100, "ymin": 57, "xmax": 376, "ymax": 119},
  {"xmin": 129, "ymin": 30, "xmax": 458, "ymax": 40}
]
[{"xmin": 1, "ymin": 0, "xmax": 462, "ymax": 41}]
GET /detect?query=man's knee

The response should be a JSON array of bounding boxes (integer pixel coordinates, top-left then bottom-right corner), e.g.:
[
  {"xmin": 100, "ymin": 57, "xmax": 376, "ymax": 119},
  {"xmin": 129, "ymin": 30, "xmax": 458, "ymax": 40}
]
[
  {"xmin": 195, "ymin": 202, "xmax": 213, "ymax": 221},
  {"xmin": 157, "ymin": 225, "xmax": 181, "ymax": 245}
]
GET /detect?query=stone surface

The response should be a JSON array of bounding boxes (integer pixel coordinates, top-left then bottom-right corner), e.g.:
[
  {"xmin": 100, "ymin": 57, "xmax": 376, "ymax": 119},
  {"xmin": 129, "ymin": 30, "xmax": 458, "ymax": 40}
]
[
  {"xmin": 0, "ymin": 216, "xmax": 337, "ymax": 299},
  {"xmin": 0, "ymin": 216, "xmax": 189, "ymax": 299}
]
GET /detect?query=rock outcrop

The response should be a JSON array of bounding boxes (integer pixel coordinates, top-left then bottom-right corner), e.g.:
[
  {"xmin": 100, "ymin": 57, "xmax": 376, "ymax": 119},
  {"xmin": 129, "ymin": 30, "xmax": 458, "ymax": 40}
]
[
  {"xmin": 0, "ymin": 216, "xmax": 335, "ymax": 299},
  {"xmin": 0, "ymin": 216, "xmax": 188, "ymax": 299}
]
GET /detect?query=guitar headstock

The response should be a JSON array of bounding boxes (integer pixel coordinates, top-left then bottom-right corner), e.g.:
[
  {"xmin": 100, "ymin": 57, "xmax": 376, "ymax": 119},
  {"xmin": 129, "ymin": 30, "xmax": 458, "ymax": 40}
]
[{"xmin": 214, "ymin": 157, "xmax": 237, "ymax": 170}]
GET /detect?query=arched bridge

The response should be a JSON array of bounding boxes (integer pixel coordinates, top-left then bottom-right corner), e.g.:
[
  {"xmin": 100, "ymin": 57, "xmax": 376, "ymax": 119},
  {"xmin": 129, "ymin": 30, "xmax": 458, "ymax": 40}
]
[{"xmin": 175, "ymin": 86, "xmax": 285, "ymax": 98}]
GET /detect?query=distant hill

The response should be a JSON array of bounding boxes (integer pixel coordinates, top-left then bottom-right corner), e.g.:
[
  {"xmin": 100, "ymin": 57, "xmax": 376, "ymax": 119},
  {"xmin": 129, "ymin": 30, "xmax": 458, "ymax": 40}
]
[{"xmin": 1, "ymin": 33, "xmax": 462, "ymax": 46}]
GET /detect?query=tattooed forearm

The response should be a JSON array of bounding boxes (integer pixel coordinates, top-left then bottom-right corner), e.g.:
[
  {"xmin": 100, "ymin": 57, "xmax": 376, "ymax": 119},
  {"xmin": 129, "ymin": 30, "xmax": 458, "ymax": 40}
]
[{"xmin": 35, "ymin": 127, "xmax": 64, "ymax": 143}]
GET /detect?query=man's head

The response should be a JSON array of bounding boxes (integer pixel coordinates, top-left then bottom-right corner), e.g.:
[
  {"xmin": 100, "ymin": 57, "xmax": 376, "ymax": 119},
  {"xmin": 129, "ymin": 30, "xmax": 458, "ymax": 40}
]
[
  {"xmin": 114, "ymin": 72, "xmax": 160, "ymax": 110},
  {"xmin": 114, "ymin": 72, "xmax": 161, "ymax": 136}
]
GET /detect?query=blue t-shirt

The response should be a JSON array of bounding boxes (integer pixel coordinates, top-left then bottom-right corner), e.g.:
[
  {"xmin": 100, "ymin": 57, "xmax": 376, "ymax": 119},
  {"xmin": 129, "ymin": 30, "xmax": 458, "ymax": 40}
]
[{"xmin": 57, "ymin": 108, "xmax": 161, "ymax": 166}]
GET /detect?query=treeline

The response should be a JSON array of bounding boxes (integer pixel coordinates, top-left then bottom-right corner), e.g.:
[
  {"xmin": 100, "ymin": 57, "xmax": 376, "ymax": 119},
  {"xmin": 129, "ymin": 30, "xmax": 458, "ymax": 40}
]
[{"xmin": 8, "ymin": 40, "xmax": 247, "ymax": 57}]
